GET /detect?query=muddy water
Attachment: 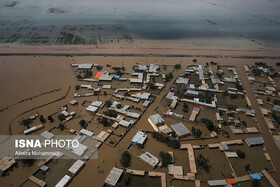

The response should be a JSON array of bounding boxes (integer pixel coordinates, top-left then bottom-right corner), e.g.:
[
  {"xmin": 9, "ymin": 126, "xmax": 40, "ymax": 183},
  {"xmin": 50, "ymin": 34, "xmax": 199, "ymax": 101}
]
[
  {"xmin": 0, "ymin": 56, "xmax": 279, "ymax": 186},
  {"xmin": 120, "ymin": 174, "xmax": 161, "ymax": 187},
  {"xmin": 1, "ymin": 0, "xmax": 280, "ymax": 47}
]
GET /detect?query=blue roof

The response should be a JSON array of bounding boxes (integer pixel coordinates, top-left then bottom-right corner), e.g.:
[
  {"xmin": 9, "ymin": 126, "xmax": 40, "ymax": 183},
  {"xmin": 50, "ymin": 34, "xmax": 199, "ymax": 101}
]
[
  {"xmin": 115, "ymin": 75, "xmax": 120, "ymax": 79},
  {"xmin": 250, "ymin": 173, "xmax": 261, "ymax": 180},
  {"xmin": 245, "ymin": 137, "xmax": 264, "ymax": 146},
  {"xmin": 222, "ymin": 144, "xmax": 229, "ymax": 151}
]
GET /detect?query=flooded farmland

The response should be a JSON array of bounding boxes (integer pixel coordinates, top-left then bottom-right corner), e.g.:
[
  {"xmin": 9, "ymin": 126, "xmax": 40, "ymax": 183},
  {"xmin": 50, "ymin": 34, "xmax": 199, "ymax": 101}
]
[{"xmin": 0, "ymin": 0, "xmax": 280, "ymax": 47}]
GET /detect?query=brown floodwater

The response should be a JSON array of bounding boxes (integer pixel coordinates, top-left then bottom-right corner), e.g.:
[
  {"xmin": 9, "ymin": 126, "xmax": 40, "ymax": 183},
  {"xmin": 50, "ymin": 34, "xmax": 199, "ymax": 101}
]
[{"xmin": 0, "ymin": 56, "xmax": 279, "ymax": 186}]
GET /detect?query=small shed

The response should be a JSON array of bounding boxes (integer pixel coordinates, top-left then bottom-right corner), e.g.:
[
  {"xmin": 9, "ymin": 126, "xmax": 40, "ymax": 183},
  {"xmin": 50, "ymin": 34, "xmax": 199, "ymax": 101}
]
[
  {"xmin": 208, "ymin": 180, "xmax": 227, "ymax": 186},
  {"xmin": 250, "ymin": 173, "xmax": 261, "ymax": 180}
]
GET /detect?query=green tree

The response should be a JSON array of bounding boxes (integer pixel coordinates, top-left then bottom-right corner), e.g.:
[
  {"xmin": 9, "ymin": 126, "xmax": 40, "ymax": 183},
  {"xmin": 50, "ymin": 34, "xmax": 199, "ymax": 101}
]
[
  {"xmin": 75, "ymin": 85, "xmax": 80, "ymax": 90},
  {"xmin": 245, "ymin": 164, "xmax": 251, "ymax": 171},
  {"xmin": 105, "ymin": 100, "xmax": 112, "ymax": 107},
  {"xmin": 159, "ymin": 151, "xmax": 172, "ymax": 167},
  {"xmin": 58, "ymin": 114, "xmax": 66, "ymax": 121},
  {"xmin": 99, "ymin": 117, "xmax": 111, "ymax": 127},
  {"xmin": 174, "ymin": 64, "xmax": 181, "ymax": 69},
  {"xmin": 77, "ymin": 74, "xmax": 82, "ymax": 79},
  {"xmin": 79, "ymin": 119, "xmax": 87, "ymax": 128},
  {"xmin": 252, "ymin": 179, "xmax": 261, "ymax": 187},
  {"xmin": 58, "ymin": 123, "xmax": 65, "ymax": 130},
  {"xmin": 103, "ymin": 110, "xmax": 117, "ymax": 117},
  {"xmin": 200, "ymin": 118, "xmax": 216, "ymax": 131},
  {"xmin": 22, "ymin": 119, "xmax": 32, "ymax": 126},
  {"xmin": 21, "ymin": 159, "xmax": 35, "ymax": 166},
  {"xmin": 236, "ymin": 150, "xmax": 246, "ymax": 159},
  {"xmin": 123, "ymin": 173, "xmax": 131, "ymax": 185},
  {"xmin": 48, "ymin": 115, "xmax": 54, "ymax": 122},
  {"xmin": 196, "ymin": 154, "xmax": 211, "ymax": 172},
  {"xmin": 40, "ymin": 115, "xmax": 46, "ymax": 123},
  {"xmin": 182, "ymin": 103, "xmax": 189, "ymax": 112},
  {"xmin": 116, "ymin": 104, "xmax": 122, "ymax": 109},
  {"xmin": 120, "ymin": 151, "xmax": 131, "ymax": 167}
]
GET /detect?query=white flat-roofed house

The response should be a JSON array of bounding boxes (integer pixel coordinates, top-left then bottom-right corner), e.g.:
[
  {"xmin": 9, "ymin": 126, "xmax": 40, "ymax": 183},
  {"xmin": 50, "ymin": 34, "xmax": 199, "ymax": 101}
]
[
  {"xmin": 104, "ymin": 167, "xmax": 124, "ymax": 186},
  {"xmin": 77, "ymin": 64, "xmax": 93, "ymax": 70},
  {"xmin": 40, "ymin": 131, "xmax": 54, "ymax": 140},
  {"xmin": 90, "ymin": 101, "xmax": 104, "ymax": 108},
  {"xmin": 68, "ymin": 160, "xmax": 85, "ymax": 176},
  {"xmin": 55, "ymin": 175, "xmax": 71, "ymax": 187},
  {"xmin": 70, "ymin": 143, "xmax": 88, "ymax": 157},
  {"xmin": 139, "ymin": 152, "xmax": 159, "ymax": 168},
  {"xmin": 132, "ymin": 130, "xmax": 147, "ymax": 145},
  {"xmin": 80, "ymin": 129, "xmax": 94, "ymax": 137},
  {"xmin": 86, "ymin": 105, "xmax": 98, "ymax": 113},
  {"xmin": 149, "ymin": 114, "xmax": 165, "ymax": 127}
]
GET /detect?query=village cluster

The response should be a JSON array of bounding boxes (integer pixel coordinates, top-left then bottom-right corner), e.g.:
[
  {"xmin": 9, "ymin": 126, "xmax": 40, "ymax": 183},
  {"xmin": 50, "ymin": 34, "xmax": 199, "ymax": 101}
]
[{"xmin": 1, "ymin": 62, "xmax": 279, "ymax": 187}]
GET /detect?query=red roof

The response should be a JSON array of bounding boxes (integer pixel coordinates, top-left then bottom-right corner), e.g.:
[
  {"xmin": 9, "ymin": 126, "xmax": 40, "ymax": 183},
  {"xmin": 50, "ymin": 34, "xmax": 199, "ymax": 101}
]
[
  {"xmin": 194, "ymin": 107, "xmax": 200, "ymax": 111},
  {"xmin": 94, "ymin": 72, "xmax": 102, "ymax": 79},
  {"xmin": 226, "ymin": 179, "xmax": 236, "ymax": 184}
]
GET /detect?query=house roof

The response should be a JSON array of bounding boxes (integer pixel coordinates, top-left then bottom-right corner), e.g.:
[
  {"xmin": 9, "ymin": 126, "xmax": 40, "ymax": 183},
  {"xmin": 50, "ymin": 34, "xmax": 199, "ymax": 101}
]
[
  {"xmin": 104, "ymin": 167, "xmax": 123, "ymax": 186},
  {"xmin": 132, "ymin": 130, "xmax": 147, "ymax": 144},
  {"xmin": 250, "ymin": 173, "xmax": 261, "ymax": 180},
  {"xmin": 208, "ymin": 180, "xmax": 227, "ymax": 186},
  {"xmin": 175, "ymin": 77, "xmax": 189, "ymax": 85},
  {"xmin": 41, "ymin": 131, "xmax": 54, "ymax": 140},
  {"xmin": 138, "ymin": 65, "xmax": 147, "ymax": 70},
  {"xmin": 170, "ymin": 122, "xmax": 191, "ymax": 136},
  {"xmin": 150, "ymin": 114, "xmax": 165, "ymax": 125},
  {"xmin": 149, "ymin": 64, "xmax": 159, "ymax": 72},
  {"xmin": 245, "ymin": 137, "xmax": 264, "ymax": 146},
  {"xmin": 68, "ymin": 160, "xmax": 85, "ymax": 175},
  {"xmin": 78, "ymin": 64, "xmax": 93, "ymax": 69},
  {"xmin": 226, "ymin": 178, "xmax": 236, "ymax": 184},
  {"xmin": 90, "ymin": 101, "xmax": 103, "ymax": 107},
  {"xmin": 86, "ymin": 105, "xmax": 98, "ymax": 113},
  {"xmin": 166, "ymin": 92, "xmax": 178, "ymax": 100},
  {"xmin": 94, "ymin": 72, "xmax": 102, "ymax": 79},
  {"xmin": 55, "ymin": 175, "xmax": 71, "ymax": 187},
  {"xmin": 80, "ymin": 129, "xmax": 94, "ymax": 137}
]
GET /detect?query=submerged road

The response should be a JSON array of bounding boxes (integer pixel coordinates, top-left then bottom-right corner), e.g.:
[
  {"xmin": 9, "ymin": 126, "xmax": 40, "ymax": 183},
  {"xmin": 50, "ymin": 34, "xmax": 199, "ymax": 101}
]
[
  {"xmin": 0, "ymin": 52, "xmax": 280, "ymax": 59},
  {"xmin": 236, "ymin": 65, "xmax": 280, "ymax": 184}
]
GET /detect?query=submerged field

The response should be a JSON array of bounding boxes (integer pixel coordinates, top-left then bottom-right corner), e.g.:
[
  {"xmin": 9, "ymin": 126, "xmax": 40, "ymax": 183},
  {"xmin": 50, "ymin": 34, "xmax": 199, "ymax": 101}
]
[{"xmin": 0, "ymin": 0, "xmax": 280, "ymax": 47}]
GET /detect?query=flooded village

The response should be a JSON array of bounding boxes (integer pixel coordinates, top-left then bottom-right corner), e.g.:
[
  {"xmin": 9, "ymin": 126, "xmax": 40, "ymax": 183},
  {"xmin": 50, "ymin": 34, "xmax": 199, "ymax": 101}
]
[
  {"xmin": 1, "ymin": 0, "xmax": 280, "ymax": 186},
  {"xmin": 0, "ymin": 56, "xmax": 280, "ymax": 187}
]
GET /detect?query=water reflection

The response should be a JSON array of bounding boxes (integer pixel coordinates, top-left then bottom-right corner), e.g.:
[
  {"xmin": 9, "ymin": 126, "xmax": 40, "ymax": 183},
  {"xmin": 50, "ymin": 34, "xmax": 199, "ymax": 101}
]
[{"xmin": 0, "ymin": 0, "xmax": 279, "ymax": 47}]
